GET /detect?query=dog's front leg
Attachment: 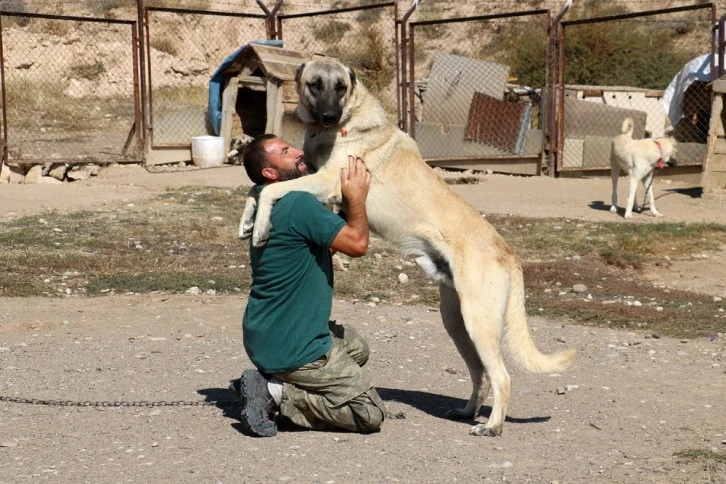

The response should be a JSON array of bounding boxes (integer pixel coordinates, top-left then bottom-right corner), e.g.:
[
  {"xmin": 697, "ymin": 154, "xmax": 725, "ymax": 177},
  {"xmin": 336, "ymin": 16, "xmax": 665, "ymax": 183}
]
[
  {"xmin": 238, "ymin": 187, "xmax": 258, "ymax": 240},
  {"xmin": 643, "ymin": 172, "xmax": 662, "ymax": 217},
  {"xmin": 252, "ymin": 169, "xmax": 342, "ymax": 247}
]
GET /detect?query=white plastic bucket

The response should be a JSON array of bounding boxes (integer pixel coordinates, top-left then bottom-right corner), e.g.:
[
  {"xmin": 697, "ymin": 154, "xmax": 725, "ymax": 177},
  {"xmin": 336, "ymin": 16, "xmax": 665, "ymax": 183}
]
[{"xmin": 191, "ymin": 135, "xmax": 226, "ymax": 167}]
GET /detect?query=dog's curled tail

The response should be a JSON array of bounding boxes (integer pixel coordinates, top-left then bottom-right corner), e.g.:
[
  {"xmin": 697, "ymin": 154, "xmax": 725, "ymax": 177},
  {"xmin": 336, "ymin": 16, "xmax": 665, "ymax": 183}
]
[
  {"xmin": 503, "ymin": 267, "xmax": 576, "ymax": 373},
  {"xmin": 621, "ymin": 117, "xmax": 634, "ymax": 137}
]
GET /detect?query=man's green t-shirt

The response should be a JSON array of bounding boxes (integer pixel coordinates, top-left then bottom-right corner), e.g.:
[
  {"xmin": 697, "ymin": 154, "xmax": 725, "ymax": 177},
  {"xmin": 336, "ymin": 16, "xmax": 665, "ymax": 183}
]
[{"xmin": 243, "ymin": 188, "xmax": 346, "ymax": 374}]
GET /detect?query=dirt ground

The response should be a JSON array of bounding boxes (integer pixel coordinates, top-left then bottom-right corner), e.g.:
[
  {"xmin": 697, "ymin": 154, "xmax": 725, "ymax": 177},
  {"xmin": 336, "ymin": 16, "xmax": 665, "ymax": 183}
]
[{"xmin": 1, "ymin": 165, "xmax": 725, "ymax": 483}]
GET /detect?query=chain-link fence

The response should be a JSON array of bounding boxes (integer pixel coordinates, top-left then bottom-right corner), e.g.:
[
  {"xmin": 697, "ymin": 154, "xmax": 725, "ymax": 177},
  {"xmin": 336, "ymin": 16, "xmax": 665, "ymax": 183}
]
[
  {"xmin": 0, "ymin": 12, "xmax": 140, "ymax": 164},
  {"xmin": 276, "ymin": 2, "xmax": 398, "ymax": 118},
  {"xmin": 0, "ymin": 0, "xmax": 721, "ymax": 178},
  {"xmin": 557, "ymin": 3, "xmax": 715, "ymax": 173},
  {"xmin": 145, "ymin": 7, "xmax": 267, "ymax": 147},
  {"xmin": 406, "ymin": 9, "xmax": 551, "ymax": 167}
]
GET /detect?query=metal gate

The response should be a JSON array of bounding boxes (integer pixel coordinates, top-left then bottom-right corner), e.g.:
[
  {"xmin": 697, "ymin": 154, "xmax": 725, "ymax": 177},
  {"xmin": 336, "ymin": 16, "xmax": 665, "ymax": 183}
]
[
  {"xmin": 556, "ymin": 3, "xmax": 715, "ymax": 176},
  {"xmin": 404, "ymin": 9, "xmax": 551, "ymax": 174},
  {"xmin": 143, "ymin": 6, "xmax": 267, "ymax": 164},
  {"xmin": 0, "ymin": 12, "xmax": 141, "ymax": 165}
]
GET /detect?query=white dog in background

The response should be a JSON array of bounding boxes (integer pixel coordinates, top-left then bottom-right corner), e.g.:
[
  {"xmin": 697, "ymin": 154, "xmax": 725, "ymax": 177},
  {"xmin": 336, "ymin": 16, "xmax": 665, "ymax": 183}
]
[{"xmin": 610, "ymin": 117, "xmax": 677, "ymax": 219}]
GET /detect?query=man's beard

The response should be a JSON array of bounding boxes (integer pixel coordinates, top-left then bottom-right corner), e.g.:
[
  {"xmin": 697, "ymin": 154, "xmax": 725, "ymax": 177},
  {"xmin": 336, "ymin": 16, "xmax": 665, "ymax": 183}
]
[{"xmin": 276, "ymin": 165, "xmax": 306, "ymax": 181}]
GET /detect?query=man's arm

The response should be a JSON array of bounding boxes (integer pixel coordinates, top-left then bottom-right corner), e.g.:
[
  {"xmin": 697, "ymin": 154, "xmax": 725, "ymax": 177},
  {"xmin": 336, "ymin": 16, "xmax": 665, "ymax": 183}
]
[{"xmin": 330, "ymin": 156, "xmax": 371, "ymax": 257}]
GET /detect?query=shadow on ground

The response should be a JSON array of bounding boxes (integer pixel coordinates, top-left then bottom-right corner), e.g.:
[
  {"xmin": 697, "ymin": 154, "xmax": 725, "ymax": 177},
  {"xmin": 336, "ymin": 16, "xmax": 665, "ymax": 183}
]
[{"xmin": 377, "ymin": 387, "xmax": 551, "ymax": 425}]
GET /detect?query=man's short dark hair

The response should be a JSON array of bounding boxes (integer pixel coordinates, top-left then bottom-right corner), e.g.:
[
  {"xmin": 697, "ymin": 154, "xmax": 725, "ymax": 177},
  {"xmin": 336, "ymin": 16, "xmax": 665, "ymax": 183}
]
[{"xmin": 243, "ymin": 134, "xmax": 278, "ymax": 185}]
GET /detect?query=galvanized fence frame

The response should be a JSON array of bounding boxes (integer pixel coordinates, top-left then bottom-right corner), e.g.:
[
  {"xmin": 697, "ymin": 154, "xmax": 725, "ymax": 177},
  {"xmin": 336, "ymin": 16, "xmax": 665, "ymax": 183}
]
[
  {"xmin": 556, "ymin": 3, "xmax": 716, "ymax": 176},
  {"xmin": 0, "ymin": 12, "xmax": 141, "ymax": 166}
]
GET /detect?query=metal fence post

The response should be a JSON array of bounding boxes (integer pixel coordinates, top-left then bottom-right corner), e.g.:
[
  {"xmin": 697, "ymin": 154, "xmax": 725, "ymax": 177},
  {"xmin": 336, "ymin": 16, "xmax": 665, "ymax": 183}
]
[
  {"xmin": 0, "ymin": 15, "xmax": 7, "ymax": 166},
  {"xmin": 136, "ymin": 0, "xmax": 148, "ymax": 158}
]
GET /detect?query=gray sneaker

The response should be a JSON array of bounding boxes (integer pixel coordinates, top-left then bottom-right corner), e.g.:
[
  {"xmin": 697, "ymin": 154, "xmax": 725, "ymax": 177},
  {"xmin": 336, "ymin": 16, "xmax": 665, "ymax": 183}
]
[{"xmin": 229, "ymin": 370, "xmax": 278, "ymax": 437}]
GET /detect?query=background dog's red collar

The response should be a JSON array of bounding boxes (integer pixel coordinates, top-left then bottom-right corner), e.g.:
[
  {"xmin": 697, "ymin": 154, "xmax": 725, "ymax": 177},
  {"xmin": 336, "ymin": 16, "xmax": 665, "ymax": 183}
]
[{"xmin": 653, "ymin": 140, "xmax": 665, "ymax": 169}]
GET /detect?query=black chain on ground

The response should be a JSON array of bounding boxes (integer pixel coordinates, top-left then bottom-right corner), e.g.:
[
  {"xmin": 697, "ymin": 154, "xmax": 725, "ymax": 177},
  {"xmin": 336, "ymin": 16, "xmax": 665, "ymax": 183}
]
[{"xmin": 0, "ymin": 395, "xmax": 235, "ymax": 408}]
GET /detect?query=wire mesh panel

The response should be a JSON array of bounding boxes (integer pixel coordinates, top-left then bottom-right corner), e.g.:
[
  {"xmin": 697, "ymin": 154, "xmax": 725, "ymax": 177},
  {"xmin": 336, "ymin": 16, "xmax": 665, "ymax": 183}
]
[
  {"xmin": 0, "ymin": 13, "xmax": 139, "ymax": 164},
  {"xmin": 407, "ymin": 10, "xmax": 550, "ymax": 163},
  {"xmin": 558, "ymin": 4, "xmax": 714, "ymax": 172},
  {"xmin": 277, "ymin": 2, "xmax": 398, "ymax": 117},
  {"xmin": 145, "ymin": 8, "xmax": 266, "ymax": 147}
]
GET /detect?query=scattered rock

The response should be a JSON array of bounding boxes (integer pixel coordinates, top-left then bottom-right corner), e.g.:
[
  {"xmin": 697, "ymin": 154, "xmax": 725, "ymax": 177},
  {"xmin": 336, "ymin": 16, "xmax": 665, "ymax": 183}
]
[
  {"xmin": 67, "ymin": 164, "xmax": 99, "ymax": 181},
  {"xmin": 572, "ymin": 284, "xmax": 588, "ymax": 293}
]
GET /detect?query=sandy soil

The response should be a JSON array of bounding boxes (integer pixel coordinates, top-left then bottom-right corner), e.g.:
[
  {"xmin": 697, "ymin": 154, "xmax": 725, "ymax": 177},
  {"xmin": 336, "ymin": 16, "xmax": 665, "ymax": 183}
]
[{"xmin": 1, "ymin": 165, "xmax": 725, "ymax": 483}]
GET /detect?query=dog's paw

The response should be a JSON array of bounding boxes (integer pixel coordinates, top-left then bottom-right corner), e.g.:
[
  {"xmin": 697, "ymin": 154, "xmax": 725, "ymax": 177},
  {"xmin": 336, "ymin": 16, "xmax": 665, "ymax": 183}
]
[
  {"xmin": 469, "ymin": 423, "xmax": 502, "ymax": 437},
  {"xmin": 238, "ymin": 219, "xmax": 254, "ymax": 240},
  {"xmin": 623, "ymin": 212, "xmax": 633, "ymax": 219},
  {"xmin": 252, "ymin": 224, "xmax": 272, "ymax": 247},
  {"xmin": 609, "ymin": 205, "xmax": 617, "ymax": 214},
  {"xmin": 252, "ymin": 235, "xmax": 269, "ymax": 247},
  {"xmin": 651, "ymin": 211, "xmax": 663, "ymax": 218},
  {"xmin": 252, "ymin": 228, "xmax": 270, "ymax": 247}
]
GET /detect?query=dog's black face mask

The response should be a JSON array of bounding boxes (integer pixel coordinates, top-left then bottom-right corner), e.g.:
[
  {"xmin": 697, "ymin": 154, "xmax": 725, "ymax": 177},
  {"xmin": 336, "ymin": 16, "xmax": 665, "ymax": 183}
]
[{"xmin": 297, "ymin": 62, "xmax": 357, "ymax": 128}]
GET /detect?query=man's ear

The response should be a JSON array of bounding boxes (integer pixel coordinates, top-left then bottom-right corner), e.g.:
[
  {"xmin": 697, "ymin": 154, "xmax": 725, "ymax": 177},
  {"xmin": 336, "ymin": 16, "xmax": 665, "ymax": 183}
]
[{"xmin": 261, "ymin": 166, "xmax": 278, "ymax": 182}]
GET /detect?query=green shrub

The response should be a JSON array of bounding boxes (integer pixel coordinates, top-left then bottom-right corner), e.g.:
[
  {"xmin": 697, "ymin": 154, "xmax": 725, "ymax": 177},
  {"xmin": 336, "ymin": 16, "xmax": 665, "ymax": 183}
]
[
  {"xmin": 562, "ymin": 19, "xmax": 692, "ymax": 89},
  {"xmin": 482, "ymin": 5, "xmax": 698, "ymax": 90}
]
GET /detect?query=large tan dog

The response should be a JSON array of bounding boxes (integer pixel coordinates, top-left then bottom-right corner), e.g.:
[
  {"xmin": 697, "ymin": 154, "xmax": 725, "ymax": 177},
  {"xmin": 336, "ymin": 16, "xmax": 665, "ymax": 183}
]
[
  {"xmin": 239, "ymin": 59, "xmax": 575, "ymax": 437},
  {"xmin": 610, "ymin": 117, "xmax": 677, "ymax": 219}
]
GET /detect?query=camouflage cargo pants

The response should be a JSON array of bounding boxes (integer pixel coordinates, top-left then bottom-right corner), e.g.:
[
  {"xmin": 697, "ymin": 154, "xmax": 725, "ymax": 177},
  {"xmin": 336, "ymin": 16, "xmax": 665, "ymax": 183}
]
[{"xmin": 272, "ymin": 321, "xmax": 386, "ymax": 433}]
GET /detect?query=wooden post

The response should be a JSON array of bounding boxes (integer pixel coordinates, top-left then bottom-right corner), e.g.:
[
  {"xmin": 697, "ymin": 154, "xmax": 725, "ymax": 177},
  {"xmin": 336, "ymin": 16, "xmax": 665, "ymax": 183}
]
[{"xmin": 220, "ymin": 75, "xmax": 240, "ymax": 155}]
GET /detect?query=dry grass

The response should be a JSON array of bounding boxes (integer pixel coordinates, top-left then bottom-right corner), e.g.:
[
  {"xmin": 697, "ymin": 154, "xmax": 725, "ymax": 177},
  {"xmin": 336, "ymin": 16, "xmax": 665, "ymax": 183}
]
[
  {"xmin": 149, "ymin": 35, "xmax": 179, "ymax": 56},
  {"xmin": 3, "ymin": 79, "xmax": 135, "ymax": 132},
  {"xmin": 1, "ymin": 187, "xmax": 725, "ymax": 339},
  {"xmin": 152, "ymin": 85, "xmax": 209, "ymax": 110},
  {"xmin": 340, "ymin": 24, "xmax": 393, "ymax": 95},
  {"xmin": 312, "ymin": 20, "xmax": 351, "ymax": 43},
  {"xmin": 68, "ymin": 60, "xmax": 106, "ymax": 82}
]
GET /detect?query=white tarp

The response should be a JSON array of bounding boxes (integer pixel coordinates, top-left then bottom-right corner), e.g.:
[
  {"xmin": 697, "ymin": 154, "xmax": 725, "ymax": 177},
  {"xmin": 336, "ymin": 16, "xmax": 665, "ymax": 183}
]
[{"xmin": 661, "ymin": 54, "xmax": 716, "ymax": 127}]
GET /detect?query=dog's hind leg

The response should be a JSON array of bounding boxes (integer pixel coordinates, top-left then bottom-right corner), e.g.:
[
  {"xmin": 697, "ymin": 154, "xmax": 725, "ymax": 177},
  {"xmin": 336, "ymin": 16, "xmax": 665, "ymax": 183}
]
[
  {"xmin": 457, "ymin": 265, "xmax": 511, "ymax": 437},
  {"xmin": 610, "ymin": 164, "xmax": 620, "ymax": 215},
  {"xmin": 642, "ymin": 171, "xmax": 662, "ymax": 217},
  {"xmin": 624, "ymin": 176, "xmax": 639, "ymax": 219},
  {"xmin": 439, "ymin": 282, "xmax": 490, "ymax": 422}
]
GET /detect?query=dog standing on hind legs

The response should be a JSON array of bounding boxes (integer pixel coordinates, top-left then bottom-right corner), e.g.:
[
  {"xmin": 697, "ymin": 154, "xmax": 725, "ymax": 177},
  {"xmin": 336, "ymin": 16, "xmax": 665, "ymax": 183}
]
[
  {"xmin": 239, "ymin": 58, "xmax": 576, "ymax": 436},
  {"xmin": 610, "ymin": 117, "xmax": 677, "ymax": 219}
]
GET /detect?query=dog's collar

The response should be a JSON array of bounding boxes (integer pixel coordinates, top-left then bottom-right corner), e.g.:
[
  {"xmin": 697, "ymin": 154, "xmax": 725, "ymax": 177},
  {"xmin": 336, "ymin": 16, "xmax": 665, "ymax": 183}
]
[
  {"xmin": 309, "ymin": 122, "xmax": 348, "ymax": 137},
  {"xmin": 654, "ymin": 140, "xmax": 665, "ymax": 169}
]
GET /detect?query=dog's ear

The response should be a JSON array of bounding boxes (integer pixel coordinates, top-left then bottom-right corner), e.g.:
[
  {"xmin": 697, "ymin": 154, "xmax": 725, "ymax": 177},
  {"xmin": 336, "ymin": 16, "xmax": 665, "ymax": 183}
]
[
  {"xmin": 295, "ymin": 62, "xmax": 306, "ymax": 86},
  {"xmin": 348, "ymin": 67, "xmax": 357, "ymax": 91}
]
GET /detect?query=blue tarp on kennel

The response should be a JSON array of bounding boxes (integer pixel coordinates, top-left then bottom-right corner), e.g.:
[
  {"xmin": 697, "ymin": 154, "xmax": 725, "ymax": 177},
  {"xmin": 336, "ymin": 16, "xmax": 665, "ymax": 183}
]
[{"xmin": 207, "ymin": 39, "xmax": 283, "ymax": 136}]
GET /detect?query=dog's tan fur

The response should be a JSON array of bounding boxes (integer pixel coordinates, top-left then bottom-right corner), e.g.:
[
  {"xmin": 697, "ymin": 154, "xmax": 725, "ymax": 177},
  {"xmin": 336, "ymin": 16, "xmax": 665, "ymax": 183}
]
[
  {"xmin": 239, "ymin": 59, "xmax": 575, "ymax": 436},
  {"xmin": 610, "ymin": 117, "xmax": 677, "ymax": 219}
]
